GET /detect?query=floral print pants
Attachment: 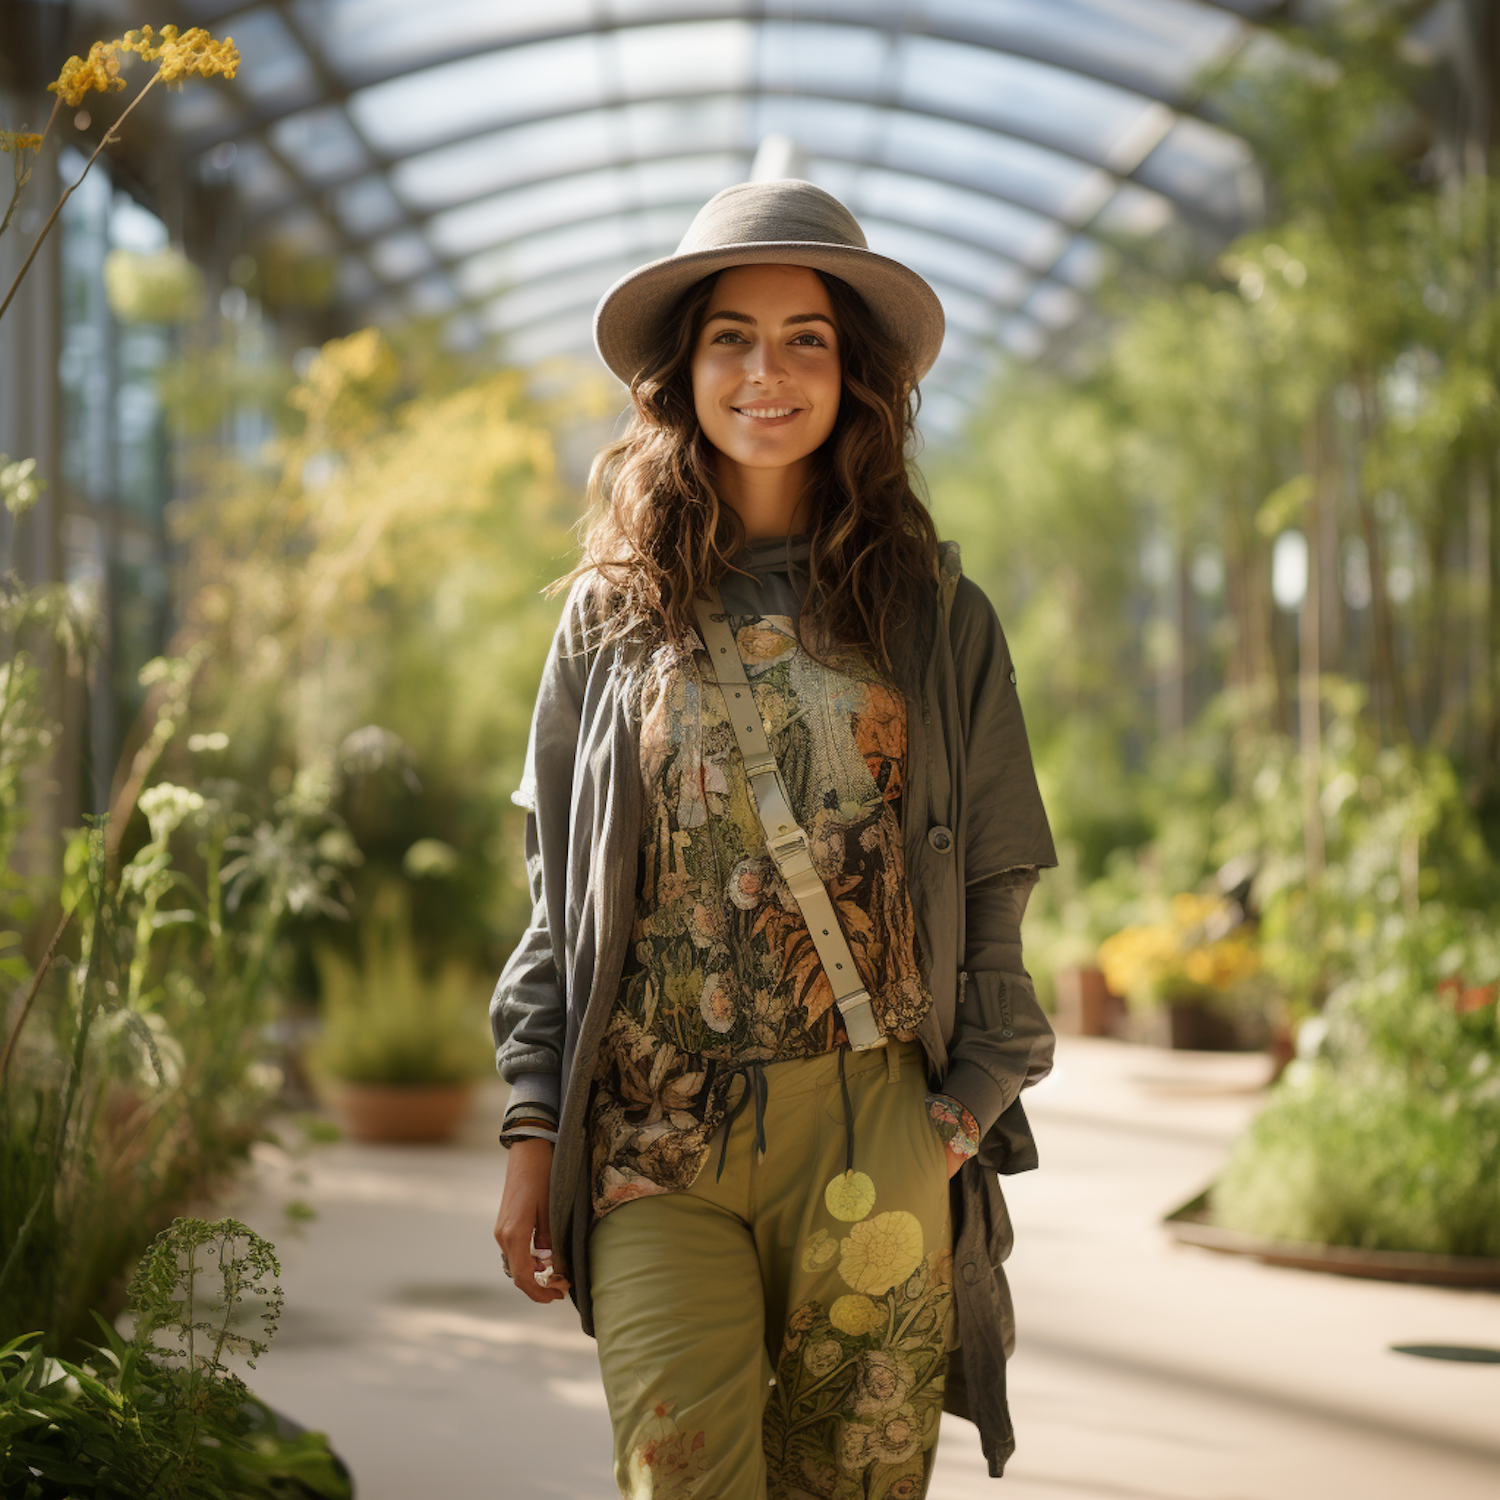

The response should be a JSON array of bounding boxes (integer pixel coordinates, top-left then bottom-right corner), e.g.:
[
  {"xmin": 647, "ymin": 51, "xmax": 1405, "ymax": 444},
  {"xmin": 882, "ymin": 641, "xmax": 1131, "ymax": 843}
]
[{"xmin": 590, "ymin": 1041, "xmax": 955, "ymax": 1500}]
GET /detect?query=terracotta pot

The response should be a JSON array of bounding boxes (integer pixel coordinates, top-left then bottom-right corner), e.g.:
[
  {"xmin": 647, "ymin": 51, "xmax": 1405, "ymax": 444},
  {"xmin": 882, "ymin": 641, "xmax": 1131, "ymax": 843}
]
[
  {"xmin": 1165, "ymin": 1000, "xmax": 1242, "ymax": 1051},
  {"xmin": 330, "ymin": 1081, "xmax": 475, "ymax": 1143},
  {"xmin": 1054, "ymin": 965, "xmax": 1125, "ymax": 1037}
]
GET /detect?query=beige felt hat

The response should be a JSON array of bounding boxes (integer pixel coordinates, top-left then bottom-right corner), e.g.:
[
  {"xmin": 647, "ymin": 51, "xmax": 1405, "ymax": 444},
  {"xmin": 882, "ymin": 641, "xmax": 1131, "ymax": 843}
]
[{"xmin": 593, "ymin": 179, "xmax": 945, "ymax": 385}]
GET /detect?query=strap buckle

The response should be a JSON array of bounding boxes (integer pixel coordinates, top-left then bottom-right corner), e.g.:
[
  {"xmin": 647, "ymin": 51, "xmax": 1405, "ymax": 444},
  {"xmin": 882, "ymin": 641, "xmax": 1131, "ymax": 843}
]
[{"xmin": 839, "ymin": 989, "xmax": 887, "ymax": 1051}]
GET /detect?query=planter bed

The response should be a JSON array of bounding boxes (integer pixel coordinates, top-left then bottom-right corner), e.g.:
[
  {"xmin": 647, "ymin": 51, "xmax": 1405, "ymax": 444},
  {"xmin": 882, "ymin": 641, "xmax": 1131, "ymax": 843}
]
[{"xmin": 1164, "ymin": 1188, "xmax": 1500, "ymax": 1288}]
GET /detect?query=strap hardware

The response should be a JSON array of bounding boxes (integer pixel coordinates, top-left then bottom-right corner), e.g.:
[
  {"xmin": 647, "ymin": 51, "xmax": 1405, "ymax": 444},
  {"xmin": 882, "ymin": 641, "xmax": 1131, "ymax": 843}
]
[{"xmin": 695, "ymin": 585, "xmax": 887, "ymax": 1053}]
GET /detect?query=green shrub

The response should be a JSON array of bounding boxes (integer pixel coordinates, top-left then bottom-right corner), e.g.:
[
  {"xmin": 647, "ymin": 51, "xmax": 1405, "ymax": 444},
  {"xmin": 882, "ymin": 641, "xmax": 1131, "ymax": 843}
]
[
  {"xmin": 307, "ymin": 885, "xmax": 491, "ymax": 1088},
  {"xmin": 1214, "ymin": 924, "xmax": 1500, "ymax": 1256},
  {"xmin": 0, "ymin": 1217, "xmax": 350, "ymax": 1499}
]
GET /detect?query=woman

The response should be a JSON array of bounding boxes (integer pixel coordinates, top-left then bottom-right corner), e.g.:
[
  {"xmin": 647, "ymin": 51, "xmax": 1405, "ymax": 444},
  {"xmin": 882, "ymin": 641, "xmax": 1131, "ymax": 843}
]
[{"xmin": 491, "ymin": 179, "xmax": 1056, "ymax": 1500}]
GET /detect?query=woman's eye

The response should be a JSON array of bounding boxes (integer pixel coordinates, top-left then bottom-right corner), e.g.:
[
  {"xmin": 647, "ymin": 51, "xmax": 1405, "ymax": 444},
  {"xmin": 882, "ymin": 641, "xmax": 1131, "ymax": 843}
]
[
  {"xmin": 712, "ymin": 330, "xmax": 748, "ymax": 344},
  {"xmin": 791, "ymin": 333, "xmax": 826, "ymax": 346}
]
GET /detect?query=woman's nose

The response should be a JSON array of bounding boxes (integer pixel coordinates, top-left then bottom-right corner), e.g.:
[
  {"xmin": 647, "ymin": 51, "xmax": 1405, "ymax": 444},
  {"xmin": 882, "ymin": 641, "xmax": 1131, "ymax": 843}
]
[{"xmin": 745, "ymin": 338, "xmax": 787, "ymax": 383}]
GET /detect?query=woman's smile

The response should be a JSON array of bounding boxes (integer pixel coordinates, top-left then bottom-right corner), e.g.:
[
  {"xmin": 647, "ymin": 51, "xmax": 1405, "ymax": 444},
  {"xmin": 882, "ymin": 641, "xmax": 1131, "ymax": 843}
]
[
  {"xmin": 690, "ymin": 264, "xmax": 842, "ymax": 532},
  {"xmin": 732, "ymin": 402, "xmax": 803, "ymax": 424}
]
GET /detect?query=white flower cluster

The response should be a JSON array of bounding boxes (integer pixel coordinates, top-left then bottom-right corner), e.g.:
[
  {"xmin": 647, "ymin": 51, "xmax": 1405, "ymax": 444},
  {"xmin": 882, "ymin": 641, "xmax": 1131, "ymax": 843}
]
[{"xmin": 138, "ymin": 782, "xmax": 205, "ymax": 844}]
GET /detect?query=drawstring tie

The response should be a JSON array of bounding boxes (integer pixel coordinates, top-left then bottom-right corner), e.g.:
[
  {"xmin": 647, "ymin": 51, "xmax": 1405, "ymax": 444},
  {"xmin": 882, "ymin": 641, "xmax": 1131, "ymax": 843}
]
[
  {"xmin": 837, "ymin": 1045, "xmax": 856, "ymax": 1175},
  {"xmin": 716, "ymin": 1061, "xmax": 769, "ymax": 1181},
  {"xmin": 711, "ymin": 1046, "xmax": 858, "ymax": 1181}
]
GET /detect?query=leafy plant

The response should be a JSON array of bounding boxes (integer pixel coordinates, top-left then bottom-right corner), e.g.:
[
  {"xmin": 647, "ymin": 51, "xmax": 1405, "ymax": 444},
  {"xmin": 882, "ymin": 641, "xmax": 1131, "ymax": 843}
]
[
  {"xmin": 0, "ymin": 1216, "xmax": 351, "ymax": 1499},
  {"xmin": 1214, "ymin": 920, "xmax": 1500, "ymax": 1255},
  {"xmin": 0, "ymin": 643, "xmax": 357, "ymax": 1348},
  {"xmin": 308, "ymin": 884, "xmax": 491, "ymax": 1088}
]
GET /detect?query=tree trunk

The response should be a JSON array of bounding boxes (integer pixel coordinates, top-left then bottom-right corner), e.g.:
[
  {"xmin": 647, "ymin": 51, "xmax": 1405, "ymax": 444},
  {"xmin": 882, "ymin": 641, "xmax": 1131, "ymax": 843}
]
[
  {"xmin": 1299, "ymin": 417, "xmax": 1326, "ymax": 886},
  {"xmin": 1355, "ymin": 377, "xmax": 1410, "ymax": 743}
]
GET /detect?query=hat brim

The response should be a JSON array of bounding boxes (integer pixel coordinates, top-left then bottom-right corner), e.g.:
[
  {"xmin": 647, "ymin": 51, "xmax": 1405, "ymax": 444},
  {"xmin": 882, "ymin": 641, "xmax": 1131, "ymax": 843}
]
[{"xmin": 593, "ymin": 241, "xmax": 945, "ymax": 386}]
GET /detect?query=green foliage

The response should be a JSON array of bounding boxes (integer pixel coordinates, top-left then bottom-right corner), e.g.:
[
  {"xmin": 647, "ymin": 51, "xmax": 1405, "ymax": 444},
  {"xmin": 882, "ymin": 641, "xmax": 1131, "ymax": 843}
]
[
  {"xmin": 0, "ymin": 643, "xmax": 356, "ymax": 1349},
  {"xmin": 0, "ymin": 1217, "xmax": 351, "ymax": 1499},
  {"xmin": 308, "ymin": 884, "xmax": 491, "ymax": 1087},
  {"xmin": 172, "ymin": 325, "xmax": 582, "ymax": 981},
  {"xmin": 1215, "ymin": 922, "xmax": 1500, "ymax": 1256}
]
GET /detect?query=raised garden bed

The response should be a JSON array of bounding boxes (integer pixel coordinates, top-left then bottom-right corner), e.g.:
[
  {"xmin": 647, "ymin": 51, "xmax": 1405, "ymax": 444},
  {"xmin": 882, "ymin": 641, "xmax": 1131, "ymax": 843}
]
[{"xmin": 1164, "ymin": 1189, "xmax": 1500, "ymax": 1289}]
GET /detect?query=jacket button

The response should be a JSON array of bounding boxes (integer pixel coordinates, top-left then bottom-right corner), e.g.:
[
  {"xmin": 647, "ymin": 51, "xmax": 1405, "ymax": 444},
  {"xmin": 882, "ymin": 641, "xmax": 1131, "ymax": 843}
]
[{"xmin": 927, "ymin": 826, "xmax": 954, "ymax": 854}]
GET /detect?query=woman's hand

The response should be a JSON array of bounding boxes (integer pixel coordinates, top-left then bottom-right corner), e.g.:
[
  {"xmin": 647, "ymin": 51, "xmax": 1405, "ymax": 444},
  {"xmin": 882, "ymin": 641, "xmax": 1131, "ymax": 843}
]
[
  {"xmin": 494, "ymin": 1138, "xmax": 570, "ymax": 1303},
  {"xmin": 943, "ymin": 1144, "xmax": 966, "ymax": 1180}
]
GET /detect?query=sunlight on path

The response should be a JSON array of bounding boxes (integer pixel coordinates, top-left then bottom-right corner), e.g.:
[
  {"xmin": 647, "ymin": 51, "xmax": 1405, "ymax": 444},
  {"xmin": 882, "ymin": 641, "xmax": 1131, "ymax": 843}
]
[{"xmin": 230, "ymin": 1045, "xmax": 1500, "ymax": 1500}]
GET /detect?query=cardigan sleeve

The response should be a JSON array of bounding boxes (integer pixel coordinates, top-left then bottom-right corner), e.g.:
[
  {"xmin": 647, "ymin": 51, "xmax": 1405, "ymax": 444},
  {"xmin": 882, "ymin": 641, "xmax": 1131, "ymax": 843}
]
[
  {"xmin": 937, "ymin": 575, "xmax": 1057, "ymax": 1149},
  {"xmin": 489, "ymin": 582, "xmax": 595, "ymax": 1137}
]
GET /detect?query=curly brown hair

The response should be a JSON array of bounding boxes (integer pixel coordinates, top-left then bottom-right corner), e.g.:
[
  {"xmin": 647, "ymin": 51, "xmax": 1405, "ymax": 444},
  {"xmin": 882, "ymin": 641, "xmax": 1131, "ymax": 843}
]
[{"xmin": 556, "ymin": 268, "xmax": 940, "ymax": 680}]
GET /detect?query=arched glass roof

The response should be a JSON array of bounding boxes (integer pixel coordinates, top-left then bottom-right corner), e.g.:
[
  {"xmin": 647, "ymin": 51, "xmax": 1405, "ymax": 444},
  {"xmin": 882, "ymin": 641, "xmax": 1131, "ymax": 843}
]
[{"xmin": 174, "ymin": 0, "xmax": 1274, "ymax": 429}]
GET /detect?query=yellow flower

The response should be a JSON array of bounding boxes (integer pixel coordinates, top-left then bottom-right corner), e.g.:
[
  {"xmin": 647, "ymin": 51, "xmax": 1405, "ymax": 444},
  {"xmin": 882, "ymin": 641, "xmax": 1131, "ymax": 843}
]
[
  {"xmin": 823, "ymin": 1170, "xmax": 876, "ymax": 1222},
  {"xmin": 123, "ymin": 25, "xmax": 240, "ymax": 87},
  {"xmin": 800, "ymin": 1229, "xmax": 839, "ymax": 1273},
  {"xmin": 838, "ymin": 1211, "xmax": 924, "ymax": 1295},
  {"xmin": 48, "ymin": 26, "xmax": 238, "ymax": 108},
  {"xmin": 48, "ymin": 42, "xmax": 125, "ymax": 106},
  {"xmin": 828, "ymin": 1293, "xmax": 885, "ymax": 1336},
  {"xmin": 0, "ymin": 132, "xmax": 44, "ymax": 154}
]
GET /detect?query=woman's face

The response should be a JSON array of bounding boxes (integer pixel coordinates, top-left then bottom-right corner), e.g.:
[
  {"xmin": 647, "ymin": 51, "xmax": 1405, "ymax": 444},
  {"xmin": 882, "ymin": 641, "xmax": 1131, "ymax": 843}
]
[{"xmin": 689, "ymin": 263, "xmax": 842, "ymax": 477}]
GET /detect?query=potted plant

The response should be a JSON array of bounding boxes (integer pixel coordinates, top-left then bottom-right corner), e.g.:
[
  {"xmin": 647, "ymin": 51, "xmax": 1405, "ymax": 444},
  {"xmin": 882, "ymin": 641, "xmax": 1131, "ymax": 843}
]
[
  {"xmin": 308, "ymin": 885, "xmax": 492, "ymax": 1142},
  {"xmin": 1096, "ymin": 892, "xmax": 1265, "ymax": 1049}
]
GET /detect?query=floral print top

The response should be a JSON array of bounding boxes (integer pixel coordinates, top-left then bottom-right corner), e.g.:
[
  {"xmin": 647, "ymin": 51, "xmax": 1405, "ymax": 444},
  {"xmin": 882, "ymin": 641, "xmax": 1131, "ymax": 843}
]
[{"xmin": 588, "ymin": 538, "xmax": 936, "ymax": 1216}]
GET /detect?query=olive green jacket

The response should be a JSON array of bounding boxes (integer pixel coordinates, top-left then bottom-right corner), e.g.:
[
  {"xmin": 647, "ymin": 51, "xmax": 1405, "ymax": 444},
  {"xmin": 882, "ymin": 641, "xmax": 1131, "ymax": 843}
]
[{"xmin": 491, "ymin": 541, "xmax": 1057, "ymax": 1478}]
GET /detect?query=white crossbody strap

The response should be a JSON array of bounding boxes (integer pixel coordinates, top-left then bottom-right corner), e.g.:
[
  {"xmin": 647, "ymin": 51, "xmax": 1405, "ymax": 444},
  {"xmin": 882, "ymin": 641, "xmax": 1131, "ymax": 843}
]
[{"xmin": 694, "ymin": 586, "xmax": 886, "ymax": 1051}]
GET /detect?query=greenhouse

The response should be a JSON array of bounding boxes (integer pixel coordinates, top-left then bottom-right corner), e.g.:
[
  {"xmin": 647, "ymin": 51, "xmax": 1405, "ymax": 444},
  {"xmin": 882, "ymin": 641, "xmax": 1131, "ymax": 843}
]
[{"xmin": 1, "ymin": 1, "xmax": 1498, "ymax": 1497}]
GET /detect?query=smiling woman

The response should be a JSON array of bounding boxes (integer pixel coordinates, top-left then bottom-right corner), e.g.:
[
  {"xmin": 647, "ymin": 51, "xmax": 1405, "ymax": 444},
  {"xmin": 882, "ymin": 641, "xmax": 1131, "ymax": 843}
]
[
  {"xmin": 690, "ymin": 264, "xmax": 843, "ymax": 536},
  {"xmin": 489, "ymin": 178, "xmax": 1059, "ymax": 1500}
]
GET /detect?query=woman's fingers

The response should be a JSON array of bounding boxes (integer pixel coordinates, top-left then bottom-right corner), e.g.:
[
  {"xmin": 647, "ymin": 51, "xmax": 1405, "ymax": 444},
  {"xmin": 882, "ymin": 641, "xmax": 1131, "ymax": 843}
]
[{"xmin": 495, "ymin": 1139, "xmax": 569, "ymax": 1303}]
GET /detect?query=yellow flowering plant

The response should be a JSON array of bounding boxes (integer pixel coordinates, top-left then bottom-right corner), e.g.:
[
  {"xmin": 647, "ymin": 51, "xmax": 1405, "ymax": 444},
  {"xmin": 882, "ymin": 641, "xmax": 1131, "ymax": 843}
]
[
  {"xmin": 1097, "ymin": 891, "xmax": 1261, "ymax": 1014},
  {"xmin": 0, "ymin": 25, "xmax": 239, "ymax": 322}
]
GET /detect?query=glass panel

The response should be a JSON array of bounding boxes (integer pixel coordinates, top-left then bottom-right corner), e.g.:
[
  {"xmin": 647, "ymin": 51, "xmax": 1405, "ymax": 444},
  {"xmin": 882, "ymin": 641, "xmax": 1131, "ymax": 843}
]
[
  {"xmin": 332, "ymin": 174, "xmax": 408, "ymax": 238},
  {"xmin": 611, "ymin": 21, "xmax": 757, "ymax": 99},
  {"xmin": 924, "ymin": 0, "xmax": 1242, "ymax": 99},
  {"xmin": 164, "ymin": 83, "xmax": 240, "ymax": 142},
  {"xmin": 851, "ymin": 167, "xmax": 1064, "ymax": 267},
  {"xmin": 502, "ymin": 311, "xmax": 599, "ymax": 367},
  {"xmin": 228, "ymin": 6, "xmax": 321, "ymax": 107},
  {"xmin": 368, "ymin": 230, "xmax": 437, "ymax": 283},
  {"xmin": 898, "ymin": 35, "xmax": 1158, "ymax": 166},
  {"xmin": 267, "ymin": 105, "xmax": 370, "ymax": 184},
  {"xmin": 998, "ymin": 315, "xmax": 1046, "ymax": 359},
  {"xmin": 426, "ymin": 155, "xmax": 739, "ymax": 260},
  {"xmin": 877, "ymin": 112, "xmax": 1098, "ymax": 218},
  {"xmin": 394, "ymin": 113, "xmax": 618, "ymax": 210},
  {"xmin": 1049, "ymin": 234, "xmax": 1108, "ymax": 290},
  {"xmin": 298, "ymin": 0, "xmax": 596, "ymax": 84},
  {"xmin": 751, "ymin": 96, "xmax": 881, "ymax": 163},
  {"xmin": 757, "ymin": 21, "xmax": 895, "ymax": 98},
  {"xmin": 1134, "ymin": 116, "xmax": 1255, "ymax": 224},
  {"xmin": 394, "ymin": 99, "xmax": 748, "ymax": 213},
  {"xmin": 1092, "ymin": 181, "xmax": 1173, "ymax": 237},
  {"xmin": 349, "ymin": 34, "xmax": 607, "ymax": 155},
  {"xmin": 1023, "ymin": 281, "xmax": 1083, "ymax": 330},
  {"xmin": 229, "ymin": 139, "xmax": 297, "ymax": 213},
  {"xmin": 855, "ymin": 217, "xmax": 1032, "ymax": 307},
  {"xmin": 454, "ymin": 209, "xmax": 686, "ymax": 299},
  {"xmin": 406, "ymin": 273, "xmax": 460, "ymax": 315},
  {"xmin": 482, "ymin": 262, "xmax": 639, "ymax": 334}
]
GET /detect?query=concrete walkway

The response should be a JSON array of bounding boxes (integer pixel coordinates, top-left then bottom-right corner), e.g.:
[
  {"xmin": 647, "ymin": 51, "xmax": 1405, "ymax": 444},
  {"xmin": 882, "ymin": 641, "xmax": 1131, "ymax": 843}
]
[{"xmin": 229, "ymin": 1039, "xmax": 1500, "ymax": 1499}]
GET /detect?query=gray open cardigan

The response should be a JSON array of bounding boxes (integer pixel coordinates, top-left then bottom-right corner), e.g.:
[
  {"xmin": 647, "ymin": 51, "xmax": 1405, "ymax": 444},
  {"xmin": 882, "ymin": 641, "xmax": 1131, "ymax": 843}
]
[{"xmin": 491, "ymin": 541, "xmax": 1058, "ymax": 1478}]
